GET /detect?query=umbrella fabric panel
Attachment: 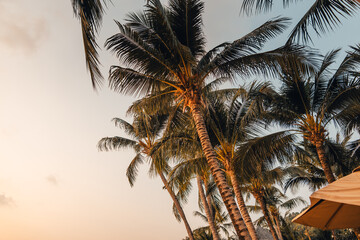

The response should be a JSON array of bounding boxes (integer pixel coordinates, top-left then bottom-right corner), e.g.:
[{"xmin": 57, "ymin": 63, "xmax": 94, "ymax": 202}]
[
  {"xmin": 294, "ymin": 200, "xmax": 360, "ymax": 230},
  {"xmin": 311, "ymin": 172, "xmax": 360, "ymax": 206}
]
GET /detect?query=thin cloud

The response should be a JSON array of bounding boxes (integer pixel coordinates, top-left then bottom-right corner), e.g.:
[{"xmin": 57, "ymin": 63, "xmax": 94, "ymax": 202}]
[
  {"xmin": 0, "ymin": 1, "xmax": 48, "ymax": 53},
  {"xmin": 46, "ymin": 175, "xmax": 58, "ymax": 186},
  {"xmin": 0, "ymin": 194, "xmax": 14, "ymax": 207}
]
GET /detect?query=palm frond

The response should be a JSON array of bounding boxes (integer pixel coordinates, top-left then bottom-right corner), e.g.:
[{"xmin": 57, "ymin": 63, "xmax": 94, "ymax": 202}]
[
  {"xmin": 72, "ymin": 0, "xmax": 109, "ymax": 88},
  {"xmin": 172, "ymin": 202, "xmax": 182, "ymax": 222},
  {"xmin": 126, "ymin": 153, "xmax": 145, "ymax": 186},
  {"xmin": 105, "ymin": 21, "xmax": 177, "ymax": 81},
  {"xmin": 108, "ymin": 66, "xmax": 164, "ymax": 96},
  {"xmin": 97, "ymin": 136, "xmax": 138, "ymax": 151},
  {"xmin": 280, "ymin": 197, "xmax": 307, "ymax": 210},
  {"xmin": 214, "ymin": 44, "xmax": 319, "ymax": 80},
  {"xmin": 111, "ymin": 117, "xmax": 136, "ymax": 137},
  {"xmin": 168, "ymin": 0, "xmax": 205, "ymax": 58},
  {"xmin": 201, "ymin": 17, "xmax": 291, "ymax": 78},
  {"xmin": 287, "ymin": 0, "xmax": 360, "ymax": 44}
]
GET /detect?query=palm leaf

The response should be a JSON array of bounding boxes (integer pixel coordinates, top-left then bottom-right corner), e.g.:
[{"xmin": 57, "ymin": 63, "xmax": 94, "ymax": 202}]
[
  {"xmin": 126, "ymin": 153, "xmax": 145, "ymax": 186},
  {"xmin": 287, "ymin": 0, "xmax": 360, "ymax": 43},
  {"xmin": 111, "ymin": 117, "xmax": 136, "ymax": 137},
  {"xmin": 105, "ymin": 21, "xmax": 177, "ymax": 81},
  {"xmin": 97, "ymin": 136, "xmax": 138, "ymax": 151},
  {"xmin": 168, "ymin": 0, "xmax": 206, "ymax": 58},
  {"xmin": 72, "ymin": 0, "xmax": 109, "ymax": 88}
]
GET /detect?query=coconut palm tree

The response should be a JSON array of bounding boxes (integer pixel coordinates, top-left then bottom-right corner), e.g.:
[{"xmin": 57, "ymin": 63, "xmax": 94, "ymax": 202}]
[
  {"xmin": 248, "ymin": 186, "xmax": 307, "ymax": 240},
  {"xmin": 104, "ymin": 1, "xmax": 316, "ymax": 237},
  {"xmin": 284, "ymin": 135, "xmax": 360, "ymax": 191},
  {"xmin": 204, "ymin": 82, "xmax": 278, "ymax": 240},
  {"xmin": 267, "ymin": 47, "xmax": 360, "ymax": 183},
  {"xmin": 98, "ymin": 112, "xmax": 195, "ymax": 240},
  {"xmin": 283, "ymin": 143, "xmax": 328, "ymax": 193},
  {"xmin": 169, "ymin": 147, "xmax": 223, "ymax": 240},
  {"xmin": 72, "ymin": 0, "xmax": 110, "ymax": 88},
  {"xmin": 240, "ymin": 0, "xmax": 360, "ymax": 44},
  {"xmin": 232, "ymin": 128, "xmax": 294, "ymax": 240}
]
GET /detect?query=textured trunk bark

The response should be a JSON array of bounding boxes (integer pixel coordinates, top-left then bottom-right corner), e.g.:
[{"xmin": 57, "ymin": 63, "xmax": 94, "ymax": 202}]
[
  {"xmin": 204, "ymin": 179, "xmax": 214, "ymax": 221},
  {"xmin": 353, "ymin": 228, "xmax": 360, "ymax": 240},
  {"xmin": 315, "ymin": 141, "xmax": 336, "ymax": 183},
  {"xmin": 158, "ymin": 171, "xmax": 194, "ymax": 240},
  {"xmin": 229, "ymin": 170, "xmax": 259, "ymax": 240},
  {"xmin": 190, "ymin": 104, "xmax": 251, "ymax": 240},
  {"xmin": 305, "ymin": 229, "xmax": 311, "ymax": 240},
  {"xmin": 254, "ymin": 193, "xmax": 279, "ymax": 240},
  {"xmin": 273, "ymin": 214, "xmax": 283, "ymax": 240},
  {"xmin": 197, "ymin": 176, "xmax": 221, "ymax": 240}
]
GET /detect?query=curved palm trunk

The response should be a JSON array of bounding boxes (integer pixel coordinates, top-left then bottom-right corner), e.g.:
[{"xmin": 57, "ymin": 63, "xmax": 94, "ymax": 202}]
[
  {"xmin": 197, "ymin": 176, "xmax": 221, "ymax": 240},
  {"xmin": 353, "ymin": 228, "xmax": 360, "ymax": 240},
  {"xmin": 304, "ymin": 229, "xmax": 311, "ymax": 240},
  {"xmin": 204, "ymin": 179, "xmax": 214, "ymax": 220},
  {"xmin": 190, "ymin": 104, "xmax": 251, "ymax": 240},
  {"xmin": 158, "ymin": 171, "xmax": 194, "ymax": 240},
  {"xmin": 253, "ymin": 193, "xmax": 279, "ymax": 240},
  {"xmin": 315, "ymin": 141, "xmax": 336, "ymax": 183},
  {"xmin": 229, "ymin": 170, "xmax": 259, "ymax": 240},
  {"xmin": 272, "ymin": 213, "xmax": 284, "ymax": 240}
]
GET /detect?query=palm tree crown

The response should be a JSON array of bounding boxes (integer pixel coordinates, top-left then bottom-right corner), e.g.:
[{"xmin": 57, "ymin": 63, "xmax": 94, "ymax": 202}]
[{"xmin": 102, "ymin": 0, "xmax": 317, "ymax": 238}]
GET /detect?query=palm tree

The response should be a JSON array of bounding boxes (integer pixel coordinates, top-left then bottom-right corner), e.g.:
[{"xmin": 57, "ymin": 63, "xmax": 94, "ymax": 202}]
[
  {"xmin": 98, "ymin": 112, "xmax": 195, "ymax": 240},
  {"xmin": 268, "ymin": 47, "xmax": 360, "ymax": 183},
  {"xmin": 233, "ymin": 129, "xmax": 294, "ymax": 240},
  {"xmin": 72, "ymin": 0, "xmax": 109, "ymax": 88},
  {"xmin": 243, "ymin": 165, "xmax": 288, "ymax": 240},
  {"xmin": 204, "ymin": 83, "xmax": 278, "ymax": 240},
  {"xmin": 248, "ymin": 186, "xmax": 307, "ymax": 240},
  {"xmin": 169, "ymin": 147, "xmax": 223, "ymax": 240},
  {"xmin": 104, "ymin": 0, "xmax": 316, "ymax": 237},
  {"xmin": 283, "ymin": 143, "xmax": 328, "ymax": 193},
  {"xmin": 240, "ymin": 0, "xmax": 360, "ymax": 44}
]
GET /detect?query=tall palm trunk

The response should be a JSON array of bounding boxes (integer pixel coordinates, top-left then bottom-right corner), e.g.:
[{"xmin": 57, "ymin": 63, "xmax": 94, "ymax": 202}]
[
  {"xmin": 197, "ymin": 176, "xmax": 221, "ymax": 240},
  {"xmin": 353, "ymin": 228, "xmax": 360, "ymax": 240},
  {"xmin": 158, "ymin": 171, "xmax": 194, "ymax": 240},
  {"xmin": 190, "ymin": 103, "xmax": 251, "ymax": 240},
  {"xmin": 315, "ymin": 141, "xmax": 336, "ymax": 183},
  {"xmin": 204, "ymin": 179, "xmax": 214, "ymax": 220},
  {"xmin": 229, "ymin": 170, "xmax": 259, "ymax": 240},
  {"xmin": 253, "ymin": 192, "xmax": 279, "ymax": 240},
  {"xmin": 272, "ymin": 212, "xmax": 284, "ymax": 240}
]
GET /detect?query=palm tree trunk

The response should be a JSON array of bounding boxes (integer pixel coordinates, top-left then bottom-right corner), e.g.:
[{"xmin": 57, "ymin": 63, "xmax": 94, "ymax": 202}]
[
  {"xmin": 273, "ymin": 214, "xmax": 284, "ymax": 240},
  {"xmin": 190, "ymin": 103, "xmax": 251, "ymax": 240},
  {"xmin": 158, "ymin": 171, "xmax": 194, "ymax": 240},
  {"xmin": 305, "ymin": 229, "xmax": 311, "ymax": 240},
  {"xmin": 197, "ymin": 176, "xmax": 221, "ymax": 240},
  {"xmin": 229, "ymin": 170, "xmax": 259, "ymax": 240},
  {"xmin": 204, "ymin": 179, "xmax": 214, "ymax": 220},
  {"xmin": 315, "ymin": 141, "xmax": 336, "ymax": 183},
  {"xmin": 253, "ymin": 193, "xmax": 279, "ymax": 240},
  {"xmin": 353, "ymin": 228, "xmax": 360, "ymax": 240}
]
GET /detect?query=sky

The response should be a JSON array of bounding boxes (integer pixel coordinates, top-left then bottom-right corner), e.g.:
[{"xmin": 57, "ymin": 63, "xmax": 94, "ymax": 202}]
[{"xmin": 0, "ymin": 0, "xmax": 359, "ymax": 240}]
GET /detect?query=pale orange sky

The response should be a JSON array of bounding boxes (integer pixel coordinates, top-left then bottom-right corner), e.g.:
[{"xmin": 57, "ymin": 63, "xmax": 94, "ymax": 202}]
[{"xmin": 0, "ymin": 0, "xmax": 359, "ymax": 239}]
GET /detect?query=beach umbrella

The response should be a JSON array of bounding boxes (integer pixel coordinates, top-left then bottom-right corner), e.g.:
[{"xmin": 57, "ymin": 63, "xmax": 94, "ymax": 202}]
[{"xmin": 292, "ymin": 166, "xmax": 360, "ymax": 230}]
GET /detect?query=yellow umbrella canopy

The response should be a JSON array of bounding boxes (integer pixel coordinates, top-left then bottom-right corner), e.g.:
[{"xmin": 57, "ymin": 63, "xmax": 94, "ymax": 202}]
[{"xmin": 293, "ymin": 167, "xmax": 360, "ymax": 230}]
